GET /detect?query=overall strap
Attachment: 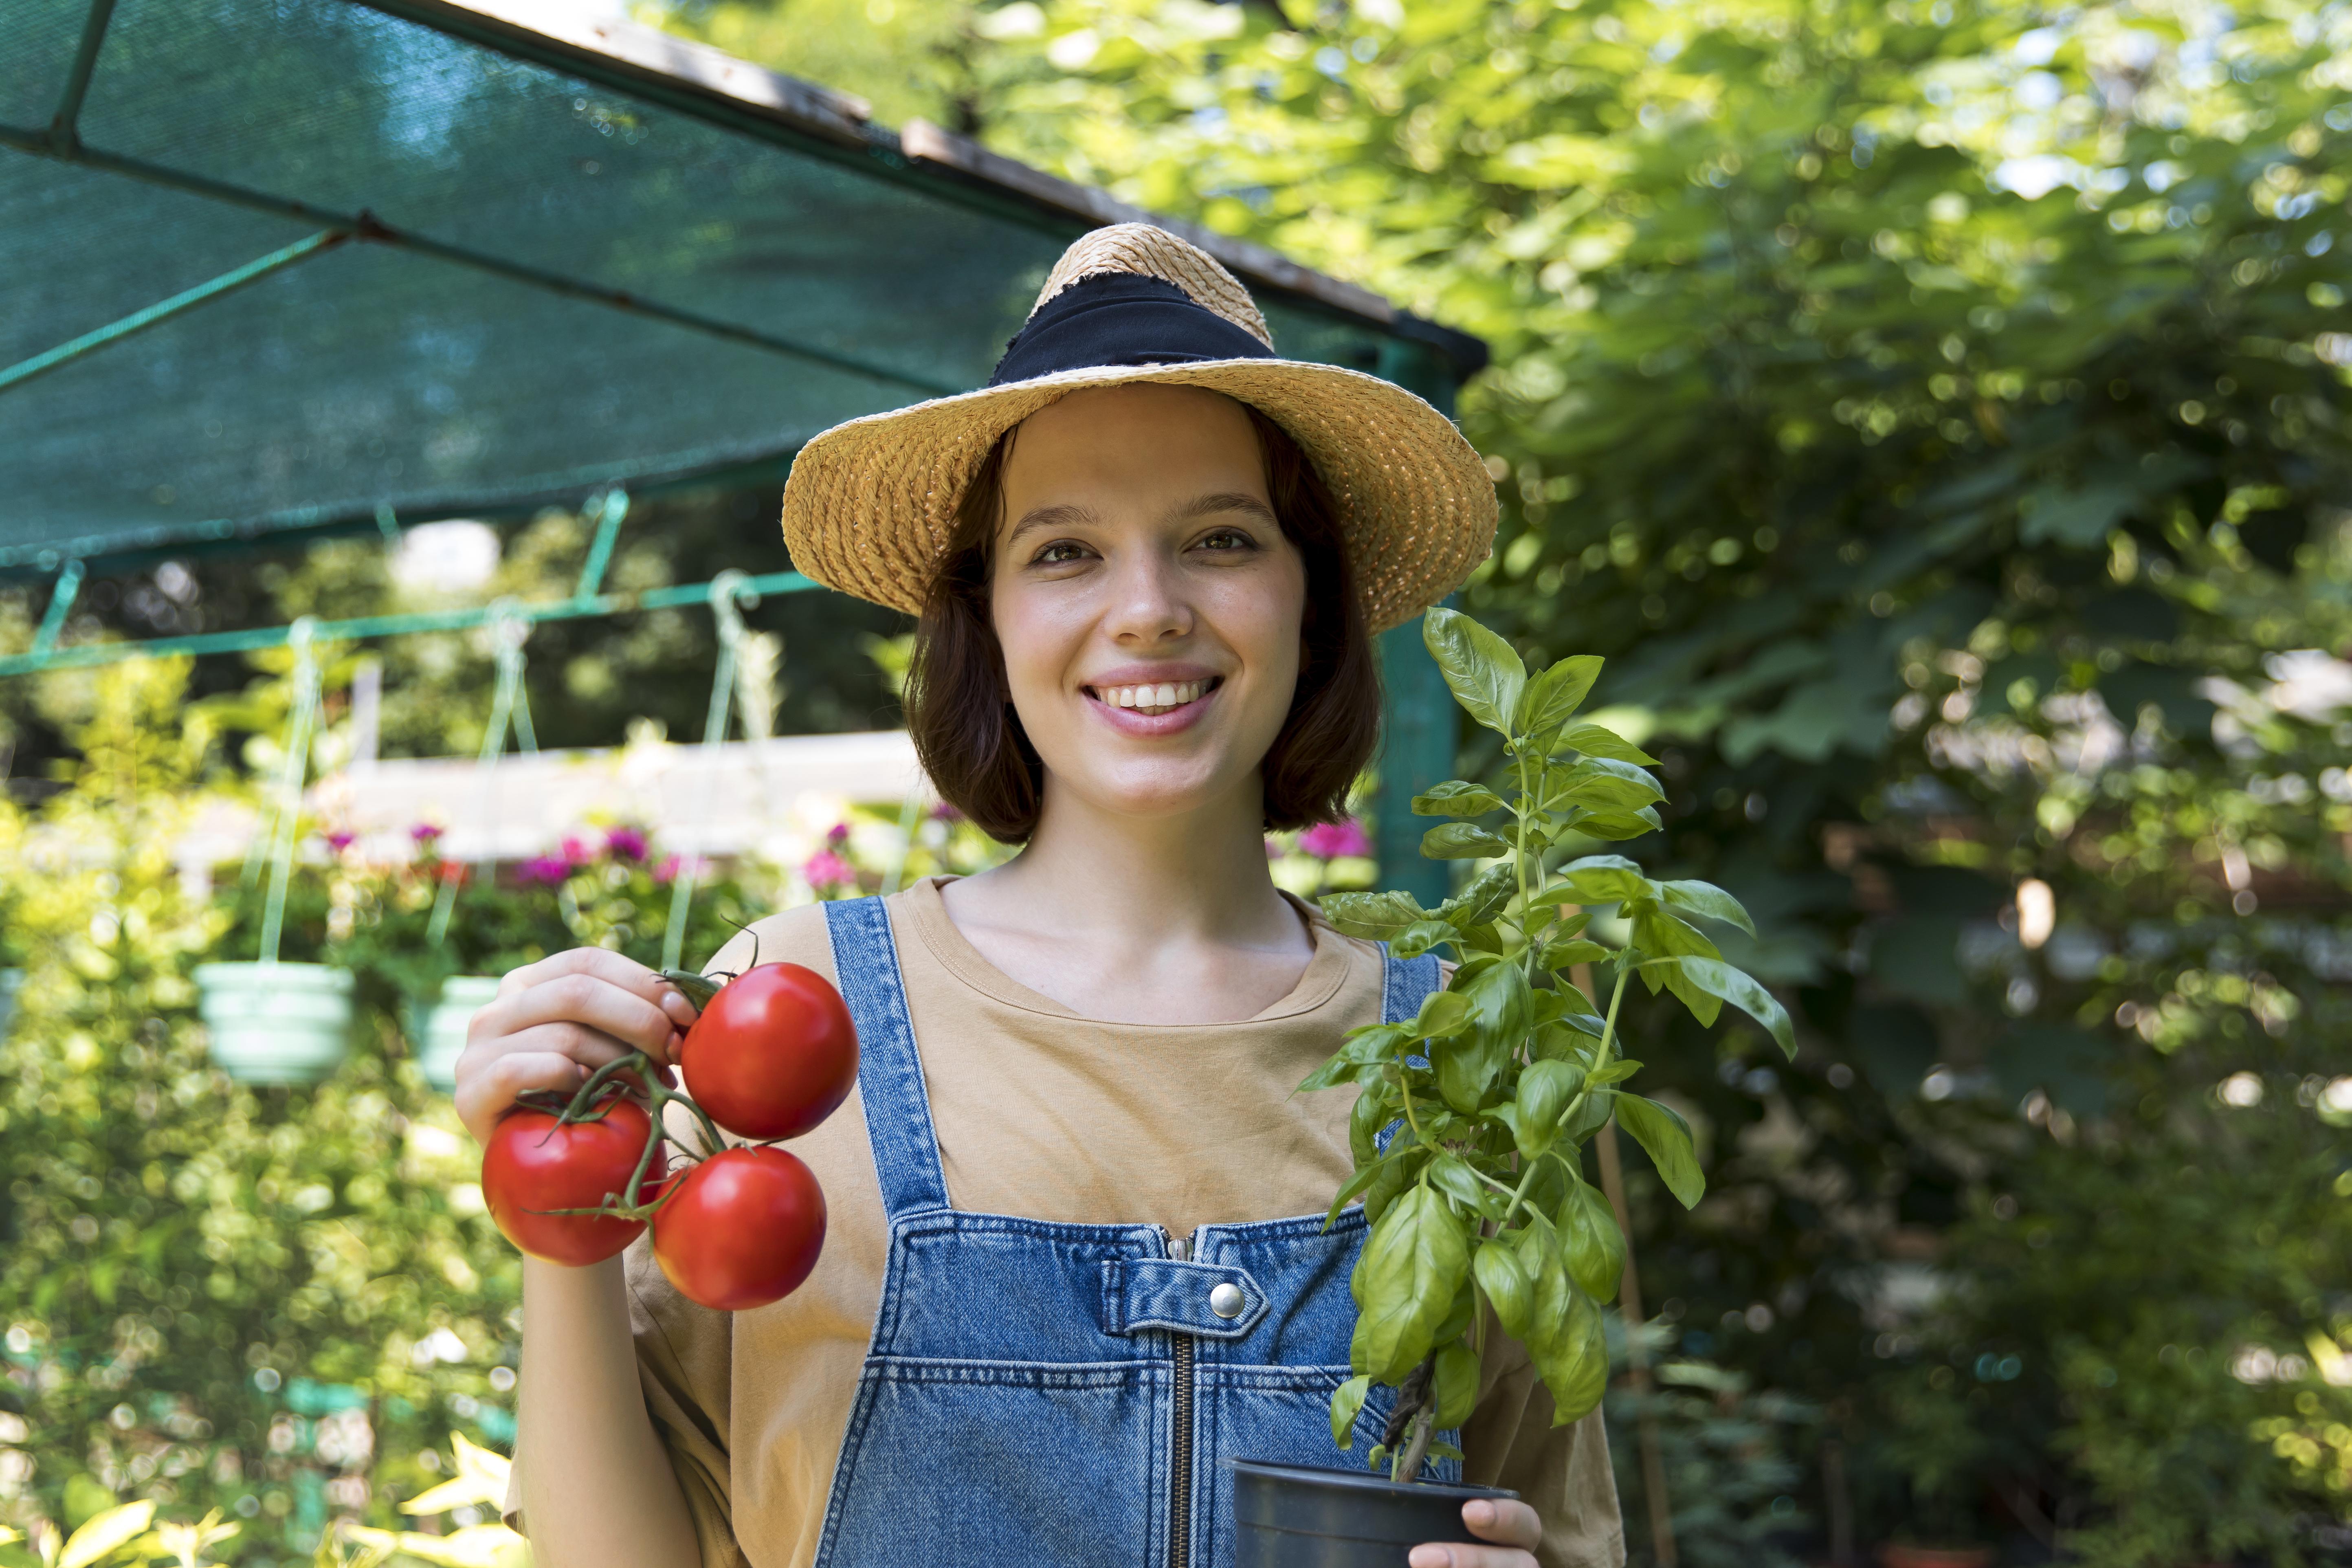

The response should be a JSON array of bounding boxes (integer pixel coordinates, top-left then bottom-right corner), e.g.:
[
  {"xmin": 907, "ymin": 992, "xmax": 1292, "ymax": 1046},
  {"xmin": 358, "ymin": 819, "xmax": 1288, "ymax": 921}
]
[
  {"xmin": 822, "ymin": 896, "xmax": 951, "ymax": 1218},
  {"xmin": 1380, "ymin": 946, "xmax": 1443, "ymax": 1025}
]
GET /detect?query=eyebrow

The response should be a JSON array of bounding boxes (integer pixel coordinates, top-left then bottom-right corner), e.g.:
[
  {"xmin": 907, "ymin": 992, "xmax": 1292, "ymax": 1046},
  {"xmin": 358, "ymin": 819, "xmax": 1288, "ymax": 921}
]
[{"xmin": 1003, "ymin": 491, "xmax": 1280, "ymax": 551}]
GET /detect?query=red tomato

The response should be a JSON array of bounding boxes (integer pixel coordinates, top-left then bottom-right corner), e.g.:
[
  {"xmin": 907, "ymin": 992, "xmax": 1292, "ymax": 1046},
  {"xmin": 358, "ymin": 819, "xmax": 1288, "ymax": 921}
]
[
  {"xmin": 481, "ymin": 1098, "xmax": 663, "ymax": 1266},
  {"xmin": 651, "ymin": 1145, "xmax": 826, "ymax": 1311},
  {"xmin": 678, "ymin": 962, "xmax": 858, "ymax": 1141}
]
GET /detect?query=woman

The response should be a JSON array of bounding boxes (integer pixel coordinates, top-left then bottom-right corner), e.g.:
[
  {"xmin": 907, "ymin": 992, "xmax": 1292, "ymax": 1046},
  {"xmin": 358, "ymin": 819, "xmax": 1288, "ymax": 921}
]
[{"xmin": 457, "ymin": 227, "xmax": 1624, "ymax": 1568}]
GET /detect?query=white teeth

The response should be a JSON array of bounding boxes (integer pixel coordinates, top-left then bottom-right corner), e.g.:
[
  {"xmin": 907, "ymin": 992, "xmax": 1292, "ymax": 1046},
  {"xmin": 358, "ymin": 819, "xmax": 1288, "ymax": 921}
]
[{"xmin": 1098, "ymin": 680, "xmax": 1209, "ymax": 713}]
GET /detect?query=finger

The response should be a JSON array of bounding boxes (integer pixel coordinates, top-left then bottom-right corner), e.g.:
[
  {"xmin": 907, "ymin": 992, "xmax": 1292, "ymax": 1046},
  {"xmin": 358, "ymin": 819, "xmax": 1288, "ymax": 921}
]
[
  {"xmin": 466, "ymin": 1020, "xmax": 646, "ymax": 1080},
  {"xmin": 1406, "ymin": 1546, "xmax": 1535, "ymax": 1568},
  {"xmin": 1462, "ymin": 1498, "xmax": 1542, "ymax": 1550},
  {"xmin": 500, "ymin": 948, "xmax": 701, "ymax": 1031},
  {"xmin": 453, "ymin": 1049, "xmax": 585, "ymax": 1144},
  {"xmin": 473, "ymin": 971, "xmax": 685, "ymax": 1063}
]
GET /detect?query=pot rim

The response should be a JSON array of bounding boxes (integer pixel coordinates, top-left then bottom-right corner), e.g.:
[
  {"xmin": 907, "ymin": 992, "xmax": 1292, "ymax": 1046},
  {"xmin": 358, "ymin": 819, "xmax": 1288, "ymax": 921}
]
[
  {"xmin": 1228, "ymin": 1458, "xmax": 1518, "ymax": 1503},
  {"xmin": 193, "ymin": 961, "xmax": 355, "ymax": 992}
]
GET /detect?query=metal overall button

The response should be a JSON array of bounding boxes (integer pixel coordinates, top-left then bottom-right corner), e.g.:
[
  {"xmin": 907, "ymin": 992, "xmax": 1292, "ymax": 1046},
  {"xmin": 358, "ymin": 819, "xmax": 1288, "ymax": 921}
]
[{"xmin": 1208, "ymin": 1281, "xmax": 1246, "ymax": 1319}]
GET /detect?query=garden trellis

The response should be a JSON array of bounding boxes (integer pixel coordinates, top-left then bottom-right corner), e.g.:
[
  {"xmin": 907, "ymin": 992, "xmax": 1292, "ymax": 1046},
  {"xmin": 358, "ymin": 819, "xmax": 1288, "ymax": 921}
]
[{"xmin": 0, "ymin": 0, "xmax": 1487, "ymax": 900}]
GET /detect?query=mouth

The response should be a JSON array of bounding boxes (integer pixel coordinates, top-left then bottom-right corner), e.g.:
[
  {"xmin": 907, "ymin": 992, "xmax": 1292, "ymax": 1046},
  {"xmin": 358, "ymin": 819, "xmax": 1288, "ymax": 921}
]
[{"xmin": 1083, "ymin": 675, "xmax": 1224, "ymax": 717}]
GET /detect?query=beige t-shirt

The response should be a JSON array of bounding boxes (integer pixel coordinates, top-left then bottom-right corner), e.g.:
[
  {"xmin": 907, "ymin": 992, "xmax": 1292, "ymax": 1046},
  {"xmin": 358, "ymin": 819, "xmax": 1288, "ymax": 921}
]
[{"xmin": 515, "ymin": 878, "xmax": 1624, "ymax": 1568}]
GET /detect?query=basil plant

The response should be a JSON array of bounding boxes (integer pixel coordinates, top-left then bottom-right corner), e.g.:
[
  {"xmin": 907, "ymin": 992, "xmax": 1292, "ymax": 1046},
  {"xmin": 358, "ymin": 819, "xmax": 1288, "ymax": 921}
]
[{"xmin": 1309, "ymin": 608, "xmax": 1794, "ymax": 1482}]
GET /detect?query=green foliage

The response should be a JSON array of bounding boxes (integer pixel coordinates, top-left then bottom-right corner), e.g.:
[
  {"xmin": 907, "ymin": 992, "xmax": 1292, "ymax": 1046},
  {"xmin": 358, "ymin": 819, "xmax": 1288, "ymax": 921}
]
[
  {"xmin": 0, "ymin": 664, "xmax": 523, "ymax": 1560},
  {"xmin": 1604, "ymin": 1336, "xmax": 1818, "ymax": 1568},
  {"xmin": 1309, "ymin": 608, "xmax": 1782, "ymax": 1474}
]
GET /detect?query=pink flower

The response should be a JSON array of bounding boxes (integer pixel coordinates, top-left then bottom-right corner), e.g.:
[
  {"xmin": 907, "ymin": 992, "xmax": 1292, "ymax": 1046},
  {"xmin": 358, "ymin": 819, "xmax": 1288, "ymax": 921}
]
[
  {"xmin": 561, "ymin": 834, "xmax": 593, "ymax": 866},
  {"xmin": 802, "ymin": 849, "xmax": 857, "ymax": 890},
  {"xmin": 515, "ymin": 855, "xmax": 571, "ymax": 886},
  {"xmin": 1299, "ymin": 819, "xmax": 1373, "ymax": 860},
  {"xmin": 411, "ymin": 823, "xmax": 444, "ymax": 844},
  {"xmin": 326, "ymin": 830, "xmax": 356, "ymax": 853},
  {"xmin": 826, "ymin": 822, "xmax": 851, "ymax": 847},
  {"xmin": 653, "ymin": 854, "xmax": 706, "ymax": 886},
  {"xmin": 605, "ymin": 826, "xmax": 649, "ymax": 861},
  {"xmin": 931, "ymin": 801, "xmax": 964, "ymax": 822}
]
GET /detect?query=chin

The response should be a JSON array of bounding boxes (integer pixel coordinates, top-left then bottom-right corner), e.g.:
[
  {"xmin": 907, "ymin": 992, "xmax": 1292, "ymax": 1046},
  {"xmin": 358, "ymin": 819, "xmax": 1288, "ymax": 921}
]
[{"xmin": 1060, "ymin": 761, "xmax": 1249, "ymax": 822}]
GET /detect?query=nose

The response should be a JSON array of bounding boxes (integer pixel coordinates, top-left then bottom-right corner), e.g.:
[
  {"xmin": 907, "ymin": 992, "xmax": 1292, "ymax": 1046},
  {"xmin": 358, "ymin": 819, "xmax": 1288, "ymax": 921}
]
[{"xmin": 1101, "ymin": 545, "xmax": 1193, "ymax": 646}]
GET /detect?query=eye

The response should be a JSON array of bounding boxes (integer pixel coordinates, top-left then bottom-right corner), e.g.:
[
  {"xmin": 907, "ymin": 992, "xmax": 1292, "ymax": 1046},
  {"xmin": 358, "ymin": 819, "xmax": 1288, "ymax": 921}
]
[
  {"xmin": 1031, "ymin": 539, "xmax": 1093, "ymax": 565},
  {"xmin": 1194, "ymin": 527, "xmax": 1260, "ymax": 553}
]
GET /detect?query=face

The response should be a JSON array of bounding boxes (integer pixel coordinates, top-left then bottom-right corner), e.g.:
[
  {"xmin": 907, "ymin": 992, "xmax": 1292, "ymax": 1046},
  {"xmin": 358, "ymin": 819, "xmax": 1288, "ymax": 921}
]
[{"xmin": 987, "ymin": 383, "xmax": 1308, "ymax": 825}]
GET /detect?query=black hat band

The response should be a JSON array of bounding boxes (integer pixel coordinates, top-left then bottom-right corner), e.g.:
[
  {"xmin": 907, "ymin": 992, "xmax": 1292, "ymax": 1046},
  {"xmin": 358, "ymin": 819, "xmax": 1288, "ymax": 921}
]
[{"xmin": 987, "ymin": 274, "xmax": 1275, "ymax": 388}]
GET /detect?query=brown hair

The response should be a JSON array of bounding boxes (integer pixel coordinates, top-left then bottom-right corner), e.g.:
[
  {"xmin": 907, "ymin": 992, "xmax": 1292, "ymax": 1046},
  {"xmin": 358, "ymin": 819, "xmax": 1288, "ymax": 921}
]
[{"xmin": 904, "ymin": 402, "xmax": 1381, "ymax": 843}]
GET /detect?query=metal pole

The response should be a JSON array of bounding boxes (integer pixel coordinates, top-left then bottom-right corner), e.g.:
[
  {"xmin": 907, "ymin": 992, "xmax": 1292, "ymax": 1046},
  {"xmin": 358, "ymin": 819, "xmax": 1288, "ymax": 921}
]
[
  {"xmin": 1372, "ymin": 337, "xmax": 1465, "ymax": 909},
  {"xmin": 573, "ymin": 490, "xmax": 629, "ymax": 601},
  {"xmin": 0, "ymin": 567, "xmax": 824, "ymax": 678},
  {"xmin": 29, "ymin": 560, "xmax": 85, "ymax": 655},
  {"xmin": 0, "ymin": 128, "xmax": 960, "ymax": 398},
  {"xmin": 0, "ymin": 229, "xmax": 348, "ymax": 395},
  {"xmin": 47, "ymin": 0, "xmax": 120, "ymax": 150}
]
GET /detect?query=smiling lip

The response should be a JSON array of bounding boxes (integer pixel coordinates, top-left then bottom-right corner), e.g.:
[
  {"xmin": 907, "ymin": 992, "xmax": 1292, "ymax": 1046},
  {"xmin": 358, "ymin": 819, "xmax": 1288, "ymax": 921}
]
[{"xmin": 1081, "ymin": 670, "xmax": 1225, "ymax": 735}]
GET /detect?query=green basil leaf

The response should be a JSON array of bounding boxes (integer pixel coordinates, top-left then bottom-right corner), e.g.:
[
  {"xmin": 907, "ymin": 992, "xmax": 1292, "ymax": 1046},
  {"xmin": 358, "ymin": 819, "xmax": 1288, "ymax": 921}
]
[
  {"xmin": 1412, "ymin": 780, "xmax": 1507, "ymax": 818},
  {"xmin": 1512, "ymin": 1058, "xmax": 1586, "ymax": 1158},
  {"xmin": 1347, "ymin": 1081, "xmax": 1396, "ymax": 1166},
  {"xmin": 1330, "ymin": 1373, "xmax": 1372, "ymax": 1450},
  {"xmin": 1391, "ymin": 919, "xmax": 1460, "ymax": 961},
  {"xmin": 1473, "ymin": 1239, "xmax": 1533, "ymax": 1339},
  {"xmin": 1514, "ymin": 654, "xmax": 1604, "ymax": 740},
  {"xmin": 1574, "ymin": 808, "xmax": 1665, "ymax": 841},
  {"xmin": 1432, "ymin": 1341, "xmax": 1482, "ymax": 1429},
  {"xmin": 1414, "ymin": 987, "xmax": 1473, "ymax": 1039},
  {"xmin": 1634, "ymin": 910, "xmax": 1722, "ymax": 962},
  {"xmin": 1440, "ymin": 959, "xmax": 1530, "ymax": 1112},
  {"xmin": 1553, "ymin": 722, "xmax": 1657, "ymax": 765},
  {"xmin": 1661, "ymin": 959, "xmax": 1725, "ymax": 1027},
  {"xmin": 1435, "ymin": 865, "xmax": 1515, "ymax": 934},
  {"xmin": 1558, "ymin": 757, "xmax": 1666, "ymax": 812},
  {"xmin": 1558, "ymin": 1179, "xmax": 1626, "ymax": 1303},
  {"xmin": 1534, "ymin": 1280, "xmax": 1609, "ymax": 1425},
  {"xmin": 1361, "ymin": 1150, "xmax": 1417, "ymax": 1227},
  {"xmin": 1349, "ymin": 1185, "xmax": 1472, "ymax": 1385},
  {"xmin": 1434, "ymin": 1277, "xmax": 1478, "ymax": 1346},
  {"xmin": 1325, "ymin": 1144, "xmax": 1405, "ymax": 1228},
  {"xmin": 1673, "ymin": 957, "xmax": 1797, "ymax": 1057},
  {"xmin": 1613, "ymin": 1094, "xmax": 1706, "ymax": 1208},
  {"xmin": 1657, "ymin": 878, "xmax": 1757, "ymax": 936},
  {"xmin": 1320, "ymin": 890, "xmax": 1431, "ymax": 940},
  {"xmin": 1584, "ymin": 1059, "xmax": 1642, "ymax": 1086},
  {"xmin": 1536, "ymin": 936, "xmax": 1611, "ymax": 972},
  {"xmin": 1524, "ymin": 884, "xmax": 1583, "ymax": 913},
  {"xmin": 1558, "ymin": 854, "xmax": 1652, "ymax": 903},
  {"xmin": 1563, "ymin": 1085, "xmax": 1617, "ymax": 1142},
  {"xmin": 1423, "ymin": 606, "xmax": 1528, "ymax": 737},
  {"xmin": 1425, "ymin": 1153, "xmax": 1492, "ymax": 1215},
  {"xmin": 1298, "ymin": 1023, "xmax": 1417, "ymax": 1093},
  {"xmin": 1422, "ymin": 823, "xmax": 1512, "ymax": 860}
]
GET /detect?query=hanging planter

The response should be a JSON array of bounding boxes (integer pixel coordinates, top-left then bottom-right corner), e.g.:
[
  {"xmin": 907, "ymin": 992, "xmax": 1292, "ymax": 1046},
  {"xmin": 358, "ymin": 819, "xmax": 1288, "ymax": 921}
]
[
  {"xmin": 408, "ymin": 974, "xmax": 503, "ymax": 1092},
  {"xmin": 194, "ymin": 960, "xmax": 356, "ymax": 1085},
  {"xmin": 198, "ymin": 619, "xmax": 359, "ymax": 1087}
]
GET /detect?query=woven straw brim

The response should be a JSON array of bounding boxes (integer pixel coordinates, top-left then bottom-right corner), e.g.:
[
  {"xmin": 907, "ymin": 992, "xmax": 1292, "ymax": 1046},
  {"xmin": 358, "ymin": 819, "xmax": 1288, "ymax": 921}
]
[{"xmin": 780, "ymin": 358, "xmax": 1497, "ymax": 635}]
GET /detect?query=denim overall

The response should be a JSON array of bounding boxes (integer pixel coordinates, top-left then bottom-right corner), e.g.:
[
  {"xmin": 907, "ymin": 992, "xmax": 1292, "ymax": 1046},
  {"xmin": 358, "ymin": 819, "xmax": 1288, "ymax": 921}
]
[{"xmin": 812, "ymin": 895, "xmax": 1453, "ymax": 1568}]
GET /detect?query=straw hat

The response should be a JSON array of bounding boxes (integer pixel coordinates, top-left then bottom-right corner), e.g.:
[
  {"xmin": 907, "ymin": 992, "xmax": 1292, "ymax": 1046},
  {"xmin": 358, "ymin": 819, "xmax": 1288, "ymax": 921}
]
[{"xmin": 778, "ymin": 224, "xmax": 1495, "ymax": 634}]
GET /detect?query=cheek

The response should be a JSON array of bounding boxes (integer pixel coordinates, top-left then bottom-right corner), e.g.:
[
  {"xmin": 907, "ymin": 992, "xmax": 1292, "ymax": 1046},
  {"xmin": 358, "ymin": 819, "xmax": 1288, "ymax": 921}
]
[{"xmin": 987, "ymin": 579, "xmax": 1081, "ymax": 716}]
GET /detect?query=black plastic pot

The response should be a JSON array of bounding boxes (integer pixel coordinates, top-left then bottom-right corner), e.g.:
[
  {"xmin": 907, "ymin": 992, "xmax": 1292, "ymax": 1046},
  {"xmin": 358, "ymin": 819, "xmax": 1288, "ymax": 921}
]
[{"xmin": 1231, "ymin": 1458, "xmax": 1519, "ymax": 1567}]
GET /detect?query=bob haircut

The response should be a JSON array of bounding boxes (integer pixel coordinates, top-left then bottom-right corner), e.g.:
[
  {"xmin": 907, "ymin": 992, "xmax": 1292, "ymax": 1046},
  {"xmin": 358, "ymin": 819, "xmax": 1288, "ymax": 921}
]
[{"xmin": 904, "ymin": 401, "xmax": 1382, "ymax": 844}]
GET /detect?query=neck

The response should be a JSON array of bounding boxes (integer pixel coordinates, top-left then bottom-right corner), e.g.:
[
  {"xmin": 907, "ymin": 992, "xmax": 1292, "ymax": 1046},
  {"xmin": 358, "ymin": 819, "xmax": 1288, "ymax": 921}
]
[{"xmin": 976, "ymin": 776, "xmax": 1298, "ymax": 951}]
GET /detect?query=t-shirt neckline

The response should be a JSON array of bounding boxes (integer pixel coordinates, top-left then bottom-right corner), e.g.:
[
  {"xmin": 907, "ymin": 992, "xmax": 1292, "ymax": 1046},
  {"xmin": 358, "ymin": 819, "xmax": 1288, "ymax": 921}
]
[{"xmin": 897, "ymin": 876, "xmax": 1357, "ymax": 1026}]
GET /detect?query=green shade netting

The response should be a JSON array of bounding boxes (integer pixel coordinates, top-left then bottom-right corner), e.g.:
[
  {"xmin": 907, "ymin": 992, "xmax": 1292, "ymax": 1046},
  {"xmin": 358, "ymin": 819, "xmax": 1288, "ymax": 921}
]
[{"xmin": 0, "ymin": 0, "xmax": 1449, "ymax": 571}]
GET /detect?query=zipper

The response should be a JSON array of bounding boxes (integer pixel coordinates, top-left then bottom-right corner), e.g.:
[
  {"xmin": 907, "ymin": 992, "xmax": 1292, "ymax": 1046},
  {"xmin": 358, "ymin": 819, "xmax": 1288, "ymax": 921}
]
[{"xmin": 1167, "ymin": 1231, "xmax": 1196, "ymax": 1568}]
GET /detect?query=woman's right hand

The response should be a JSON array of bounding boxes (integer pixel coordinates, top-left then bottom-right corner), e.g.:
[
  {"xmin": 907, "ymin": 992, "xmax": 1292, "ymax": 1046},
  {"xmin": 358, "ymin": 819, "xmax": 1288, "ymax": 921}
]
[{"xmin": 454, "ymin": 948, "xmax": 701, "ymax": 1146}]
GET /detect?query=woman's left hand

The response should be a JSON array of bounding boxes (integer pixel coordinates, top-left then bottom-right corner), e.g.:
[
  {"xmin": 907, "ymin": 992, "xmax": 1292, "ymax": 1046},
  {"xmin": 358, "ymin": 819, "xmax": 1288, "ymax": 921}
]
[{"xmin": 1408, "ymin": 1496, "xmax": 1543, "ymax": 1568}]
